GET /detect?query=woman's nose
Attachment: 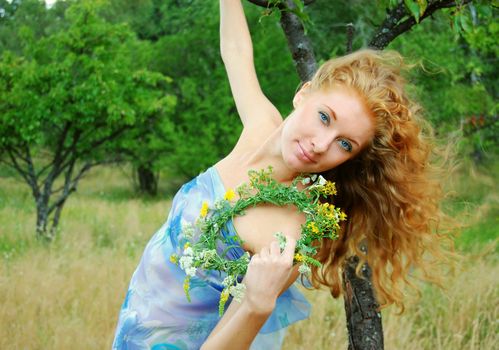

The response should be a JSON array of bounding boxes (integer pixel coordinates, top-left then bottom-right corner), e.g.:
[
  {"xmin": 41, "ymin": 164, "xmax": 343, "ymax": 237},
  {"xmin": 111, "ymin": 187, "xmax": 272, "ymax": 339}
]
[{"xmin": 312, "ymin": 132, "xmax": 336, "ymax": 154}]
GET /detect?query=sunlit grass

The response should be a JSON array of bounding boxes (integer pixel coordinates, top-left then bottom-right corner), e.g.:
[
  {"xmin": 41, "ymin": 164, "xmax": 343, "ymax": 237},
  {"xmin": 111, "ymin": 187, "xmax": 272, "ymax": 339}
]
[{"xmin": 0, "ymin": 161, "xmax": 497, "ymax": 349}]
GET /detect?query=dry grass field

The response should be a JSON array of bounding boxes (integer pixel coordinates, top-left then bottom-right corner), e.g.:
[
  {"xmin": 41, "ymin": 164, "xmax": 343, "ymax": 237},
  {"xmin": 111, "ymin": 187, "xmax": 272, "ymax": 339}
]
[{"xmin": 0, "ymin": 163, "xmax": 497, "ymax": 349}]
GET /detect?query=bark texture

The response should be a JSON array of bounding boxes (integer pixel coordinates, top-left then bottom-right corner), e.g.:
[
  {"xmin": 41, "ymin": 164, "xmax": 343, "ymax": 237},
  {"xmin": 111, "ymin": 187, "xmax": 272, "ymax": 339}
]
[
  {"xmin": 343, "ymin": 256, "xmax": 384, "ymax": 350},
  {"xmin": 278, "ymin": 0, "xmax": 317, "ymax": 82},
  {"xmin": 369, "ymin": 0, "xmax": 473, "ymax": 50}
]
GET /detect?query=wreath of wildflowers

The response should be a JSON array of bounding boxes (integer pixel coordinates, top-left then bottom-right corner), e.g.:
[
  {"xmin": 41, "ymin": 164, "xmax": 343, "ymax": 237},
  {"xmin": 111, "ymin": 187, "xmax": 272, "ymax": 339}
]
[{"xmin": 170, "ymin": 167, "xmax": 346, "ymax": 316}]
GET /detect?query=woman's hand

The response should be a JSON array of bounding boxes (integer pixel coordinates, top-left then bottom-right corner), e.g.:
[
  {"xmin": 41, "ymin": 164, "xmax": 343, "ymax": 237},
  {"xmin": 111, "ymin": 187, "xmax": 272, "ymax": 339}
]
[{"xmin": 242, "ymin": 236, "xmax": 297, "ymax": 314}]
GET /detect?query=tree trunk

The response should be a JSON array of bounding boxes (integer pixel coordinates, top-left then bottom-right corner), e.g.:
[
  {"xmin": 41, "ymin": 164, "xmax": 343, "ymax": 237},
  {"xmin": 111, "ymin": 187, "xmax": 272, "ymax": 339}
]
[
  {"xmin": 137, "ymin": 163, "xmax": 158, "ymax": 196},
  {"xmin": 274, "ymin": 3, "xmax": 384, "ymax": 348},
  {"xmin": 35, "ymin": 199, "xmax": 49, "ymax": 240},
  {"xmin": 343, "ymin": 256, "xmax": 384, "ymax": 350}
]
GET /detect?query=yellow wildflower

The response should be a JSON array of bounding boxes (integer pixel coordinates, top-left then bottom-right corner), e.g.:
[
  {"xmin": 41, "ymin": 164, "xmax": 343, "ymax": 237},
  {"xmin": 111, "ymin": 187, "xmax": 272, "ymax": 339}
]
[
  {"xmin": 321, "ymin": 181, "xmax": 337, "ymax": 196},
  {"xmin": 294, "ymin": 253, "xmax": 304, "ymax": 262},
  {"xmin": 183, "ymin": 242, "xmax": 190, "ymax": 250},
  {"xmin": 169, "ymin": 254, "xmax": 179, "ymax": 265},
  {"xmin": 183, "ymin": 276, "xmax": 191, "ymax": 302},
  {"xmin": 339, "ymin": 212, "xmax": 347, "ymax": 221},
  {"xmin": 224, "ymin": 189, "xmax": 236, "ymax": 201},
  {"xmin": 220, "ymin": 289, "xmax": 229, "ymax": 303},
  {"xmin": 200, "ymin": 201, "xmax": 209, "ymax": 217},
  {"xmin": 307, "ymin": 222, "xmax": 320, "ymax": 235}
]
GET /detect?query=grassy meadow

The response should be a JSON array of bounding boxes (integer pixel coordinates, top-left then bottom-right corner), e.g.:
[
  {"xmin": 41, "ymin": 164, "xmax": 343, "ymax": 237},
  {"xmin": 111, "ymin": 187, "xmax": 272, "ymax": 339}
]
[{"xmin": 0, "ymin": 161, "xmax": 497, "ymax": 349}]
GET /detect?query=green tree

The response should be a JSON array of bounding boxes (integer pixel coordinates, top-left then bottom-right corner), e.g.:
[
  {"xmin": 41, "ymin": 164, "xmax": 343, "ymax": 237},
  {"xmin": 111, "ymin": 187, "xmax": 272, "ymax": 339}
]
[
  {"xmin": 0, "ymin": 0, "xmax": 174, "ymax": 240},
  {"xmin": 97, "ymin": 0, "xmax": 297, "ymax": 182}
]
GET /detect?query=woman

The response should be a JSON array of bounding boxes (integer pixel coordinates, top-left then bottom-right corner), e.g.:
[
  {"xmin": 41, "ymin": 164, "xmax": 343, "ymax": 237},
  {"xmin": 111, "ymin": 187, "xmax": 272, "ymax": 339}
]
[{"xmin": 113, "ymin": 1, "xmax": 451, "ymax": 349}]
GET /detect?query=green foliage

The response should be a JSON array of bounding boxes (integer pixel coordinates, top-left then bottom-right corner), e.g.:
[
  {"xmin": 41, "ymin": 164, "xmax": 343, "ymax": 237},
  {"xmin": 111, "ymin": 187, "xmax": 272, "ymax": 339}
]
[
  {"xmin": 404, "ymin": 0, "xmax": 427, "ymax": 23},
  {"xmin": 0, "ymin": 0, "xmax": 70, "ymax": 53},
  {"xmin": 387, "ymin": 5, "xmax": 497, "ymax": 160},
  {"xmin": 99, "ymin": 0, "xmax": 298, "ymax": 179},
  {"xmin": 0, "ymin": 1, "xmax": 169, "ymax": 156},
  {"xmin": 1, "ymin": 0, "xmax": 496, "ymax": 197},
  {"xmin": 0, "ymin": 0, "xmax": 175, "ymax": 237}
]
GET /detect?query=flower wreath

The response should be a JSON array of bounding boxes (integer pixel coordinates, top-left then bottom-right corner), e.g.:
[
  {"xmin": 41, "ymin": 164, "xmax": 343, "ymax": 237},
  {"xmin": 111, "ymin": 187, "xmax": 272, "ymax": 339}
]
[{"xmin": 170, "ymin": 166, "xmax": 346, "ymax": 316}]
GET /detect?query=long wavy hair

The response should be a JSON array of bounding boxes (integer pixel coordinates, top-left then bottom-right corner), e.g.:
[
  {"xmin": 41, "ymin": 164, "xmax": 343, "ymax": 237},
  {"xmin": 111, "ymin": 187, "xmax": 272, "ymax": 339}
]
[{"xmin": 308, "ymin": 49, "xmax": 455, "ymax": 311}]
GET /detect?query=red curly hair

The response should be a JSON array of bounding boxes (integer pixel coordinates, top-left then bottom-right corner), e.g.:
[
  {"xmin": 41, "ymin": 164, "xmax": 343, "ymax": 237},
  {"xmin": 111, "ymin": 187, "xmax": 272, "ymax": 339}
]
[{"xmin": 308, "ymin": 49, "xmax": 455, "ymax": 311}]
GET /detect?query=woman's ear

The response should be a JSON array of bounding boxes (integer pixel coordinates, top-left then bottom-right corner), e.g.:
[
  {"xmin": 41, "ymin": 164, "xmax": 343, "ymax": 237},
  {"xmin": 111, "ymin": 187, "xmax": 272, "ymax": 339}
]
[{"xmin": 293, "ymin": 81, "xmax": 311, "ymax": 108}]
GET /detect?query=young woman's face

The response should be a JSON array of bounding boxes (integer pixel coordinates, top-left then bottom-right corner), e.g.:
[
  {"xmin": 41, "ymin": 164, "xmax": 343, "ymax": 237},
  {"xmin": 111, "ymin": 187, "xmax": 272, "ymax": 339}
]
[{"xmin": 281, "ymin": 84, "xmax": 374, "ymax": 173}]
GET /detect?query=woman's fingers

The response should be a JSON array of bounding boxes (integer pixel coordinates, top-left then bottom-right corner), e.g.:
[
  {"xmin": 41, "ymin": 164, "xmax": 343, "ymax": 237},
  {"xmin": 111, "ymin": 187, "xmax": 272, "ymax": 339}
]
[
  {"xmin": 269, "ymin": 241, "xmax": 280, "ymax": 256},
  {"xmin": 259, "ymin": 245, "xmax": 269, "ymax": 258},
  {"xmin": 261, "ymin": 236, "xmax": 296, "ymax": 259},
  {"xmin": 282, "ymin": 235, "xmax": 297, "ymax": 261}
]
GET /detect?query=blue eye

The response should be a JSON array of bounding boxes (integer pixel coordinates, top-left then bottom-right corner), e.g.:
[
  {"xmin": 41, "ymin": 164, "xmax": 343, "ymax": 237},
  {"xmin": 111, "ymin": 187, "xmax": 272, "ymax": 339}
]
[
  {"xmin": 338, "ymin": 139, "xmax": 352, "ymax": 152},
  {"xmin": 319, "ymin": 111, "xmax": 330, "ymax": 124}
]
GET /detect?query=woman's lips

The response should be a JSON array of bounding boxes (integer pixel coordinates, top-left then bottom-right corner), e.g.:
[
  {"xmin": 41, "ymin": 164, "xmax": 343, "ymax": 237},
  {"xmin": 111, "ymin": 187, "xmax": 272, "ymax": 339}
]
[{"xmin": 298, "ymin": 142, "xmax": 316, "ymax": 163}]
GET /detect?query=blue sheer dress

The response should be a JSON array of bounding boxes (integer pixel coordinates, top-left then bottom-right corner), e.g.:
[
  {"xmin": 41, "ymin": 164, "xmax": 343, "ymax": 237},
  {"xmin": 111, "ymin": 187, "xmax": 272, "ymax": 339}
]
[{"xmin": 112, "ymin": 166, "xmax": 310, "ymax": 349}]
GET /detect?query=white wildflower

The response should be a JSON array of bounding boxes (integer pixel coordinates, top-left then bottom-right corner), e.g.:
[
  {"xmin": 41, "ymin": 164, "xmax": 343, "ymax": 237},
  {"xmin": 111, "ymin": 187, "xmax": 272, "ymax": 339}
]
[
  {"xmin": 311, "ymin": 174, "xmax": 317, "ymax": 181},
  {"xmin": 242, "ymin": 251, "xmax": 251, "ymax": 264},
  {"xmin": 179, "ymin": 255, "xmax": 193, "ymax": 271},
  {"xmin": 195, "ymin": 218, "xmax": 208, "ymax": 231},
  {"xmin": 185, "ymin": 266, "xmax": 197, "ymax": 277},
  {"xmin": 196, "ymin": 249, "xmax": 217, "ymax": 268},
  {"xmin": 229, "ymin": 283, "xmax": 246, "ymax": 303},
  {"xmin": 274, "ymin": 232, "xmax": 287, "ymax": 251},
  {"xmin": 183, "ymin": 247, "xmax": 194, "ymax": 256},
  {"xmin": 181, "ymin": 222, "xmax": 196, "ymax": 240},
  {"xmin": 317, "ymin": 175, "xmax": 327, "ymax": 186},
  {"xmin": 222, "ymin": 276, "xmax": 235, "ymax": 287},
  {"xmin": 205, "ymin": 249, "xmax": 217, "ymax": 260},
  {"xmin": 301, "ymin": 177, "xmax": 311, "ymax": 185},
  {"xmin": 298, "ymin": 264, "xmax": 311, "ymax": 276}
]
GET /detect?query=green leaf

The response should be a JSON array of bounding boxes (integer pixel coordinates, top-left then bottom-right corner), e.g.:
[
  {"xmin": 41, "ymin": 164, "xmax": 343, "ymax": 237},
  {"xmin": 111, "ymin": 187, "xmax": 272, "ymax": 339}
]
[
  {"xmin": 417, "ymin": 0, "xmax": 427, "ymax": 17},
  {"xmin": 389, "ymin": 0, "xmax": 401, "ymax": 9},
  {"xmin": 292, "ymin": 0, "xmax": 305, "ymax": 13},
  {"xmin": 404, "ymin": 0, "xmax": 421, "ymax": 22},
  {"xmin": 460, "ymin": 12, "xmax": 473, "ymax": 33}
]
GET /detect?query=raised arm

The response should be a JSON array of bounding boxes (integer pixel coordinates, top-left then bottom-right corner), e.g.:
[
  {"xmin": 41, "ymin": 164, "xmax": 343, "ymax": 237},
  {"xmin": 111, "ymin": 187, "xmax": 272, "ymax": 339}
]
[{"xmin": 220, "ymin": 0, "xmax": 282, "ymax": 129}]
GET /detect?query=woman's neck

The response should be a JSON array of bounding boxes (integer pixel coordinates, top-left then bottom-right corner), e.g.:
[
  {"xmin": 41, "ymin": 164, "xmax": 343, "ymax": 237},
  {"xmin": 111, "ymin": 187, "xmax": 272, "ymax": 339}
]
[{"xmin": 243, "ymin": 123, "xmax": 300, "ymax": 184}]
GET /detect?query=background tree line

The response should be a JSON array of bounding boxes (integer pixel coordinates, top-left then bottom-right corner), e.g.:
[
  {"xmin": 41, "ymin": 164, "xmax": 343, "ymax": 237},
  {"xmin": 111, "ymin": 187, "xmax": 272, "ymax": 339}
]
[{"xmin": 0, "ymin": 0, "xmax": 496, "ymax": 240}]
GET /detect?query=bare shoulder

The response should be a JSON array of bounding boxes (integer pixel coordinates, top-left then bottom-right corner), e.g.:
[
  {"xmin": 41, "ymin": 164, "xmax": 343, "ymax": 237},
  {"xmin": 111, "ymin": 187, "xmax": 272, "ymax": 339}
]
[{"xmin": 233, "ymin": 203, "xmax": 305, "ymax": 255}]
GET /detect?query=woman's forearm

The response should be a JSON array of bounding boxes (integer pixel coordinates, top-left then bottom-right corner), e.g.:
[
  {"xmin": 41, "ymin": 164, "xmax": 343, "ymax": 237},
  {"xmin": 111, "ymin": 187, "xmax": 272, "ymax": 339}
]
[
  {"xmin": 201, "ymin": 299, "xmax": 274, "ymax": 350},
  {"xmin": 202, "ymin": 238, "xmax": 298, "ymax": 349},
  {"xmin": 219, "ymin": 0, "xmax": 253, "ymax": 59}
]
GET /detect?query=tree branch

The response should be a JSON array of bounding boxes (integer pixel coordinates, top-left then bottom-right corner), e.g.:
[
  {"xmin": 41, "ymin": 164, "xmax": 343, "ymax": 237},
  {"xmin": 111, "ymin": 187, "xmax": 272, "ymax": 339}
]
[
  {"xmin": 246, "ymin": 0, "xmax": 272, "ymax": 7},
  {"xmin": 53, "ymin": 129, "xmax": 83, "ymax": 180},
  {"xmin": 246, "ymin": 0, "xmax": 315, "ymax": 9},
  {"xmin": 6, "ymin": 149, "xmax": 32, "ymax": 186},
  {"xmin": 278, "ymin": 0, "xmax": 317, "ymax": 81},
  {"xmin": 25, "ymin": 145, "xmax": 44, "ymax": 200},
  {"xmin": 47, "ymin": 161, "xmax": 96, "ymax": 215},
  {"xmin": 369, "ymin": 0, "xmax": 473, "ymax": 50},
  {"xmin": 7, "ymin": 144, "xmax": 31, "ymax": 164},
  {"xmin": 39, "ymin": 121, "xmax": 74, "ymax": 202}
]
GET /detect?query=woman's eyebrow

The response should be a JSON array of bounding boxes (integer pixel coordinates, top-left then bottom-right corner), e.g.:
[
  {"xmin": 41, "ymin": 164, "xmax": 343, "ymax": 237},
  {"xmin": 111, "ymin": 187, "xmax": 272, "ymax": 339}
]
[{"xmin": 323, "ymin": 104, "xmax": 337, "ymax": 121}]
